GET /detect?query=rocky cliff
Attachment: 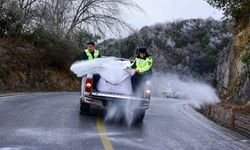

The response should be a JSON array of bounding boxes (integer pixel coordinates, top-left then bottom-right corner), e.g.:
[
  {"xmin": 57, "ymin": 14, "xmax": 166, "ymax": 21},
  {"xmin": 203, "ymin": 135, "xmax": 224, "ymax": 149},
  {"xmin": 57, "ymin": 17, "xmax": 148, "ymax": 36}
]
[{"xmin": 217, "ymin": 19, "xmax": 250, "ymax": 104}]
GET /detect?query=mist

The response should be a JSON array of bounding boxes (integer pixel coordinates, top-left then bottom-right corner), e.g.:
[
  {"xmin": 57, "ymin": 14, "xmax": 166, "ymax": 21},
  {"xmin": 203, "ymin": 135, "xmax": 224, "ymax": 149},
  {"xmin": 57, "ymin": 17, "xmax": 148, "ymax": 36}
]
[{"xmin": 152, "ymin": 73, "xmax": 220, "ymax": 108}]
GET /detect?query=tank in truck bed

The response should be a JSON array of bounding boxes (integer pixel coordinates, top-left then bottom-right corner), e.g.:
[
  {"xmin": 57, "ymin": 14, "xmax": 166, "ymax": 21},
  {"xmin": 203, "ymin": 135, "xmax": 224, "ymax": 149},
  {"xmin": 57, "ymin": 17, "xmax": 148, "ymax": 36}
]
[{"xmin": 79, "ymin": 73, "xmax": 151, "ymax": 122}]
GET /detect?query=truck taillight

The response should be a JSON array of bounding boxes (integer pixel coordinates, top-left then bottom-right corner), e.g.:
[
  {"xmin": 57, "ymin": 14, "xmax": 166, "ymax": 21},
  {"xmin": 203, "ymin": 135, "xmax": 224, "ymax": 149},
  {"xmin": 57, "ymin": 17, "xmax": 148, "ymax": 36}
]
[
  {"xmin": 144, "ymin": 81, "xmax": 151, "ymax": 99},
  {"xmin": 145, "ymin": 89, "xmax": 151, "ymax": 94},
  {"xmin": 85, "ymin": 78, "xmax": 93, "ymax": 93}
]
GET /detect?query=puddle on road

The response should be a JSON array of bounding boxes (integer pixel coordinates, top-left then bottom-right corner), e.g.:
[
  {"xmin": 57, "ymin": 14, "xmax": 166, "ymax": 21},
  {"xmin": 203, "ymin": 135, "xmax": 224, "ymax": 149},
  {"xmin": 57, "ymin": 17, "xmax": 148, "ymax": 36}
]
[
  {"xmin": 109, "ymin": 137, "xmax": 145, "ymax": 148},
  {"xmin": 0, "ymin": 147, "xmax": 24, "ymax": 150},
  {"xmin": 15, "ymin": 128, "xmax": 99, "ymax": 143},
  {"xmin": 240, "ymin": 139, "xmax": 250, "ymax": 143},
  {"xmin": 10, "ymin": 127, "xmax": 128, "ymax": 145}
]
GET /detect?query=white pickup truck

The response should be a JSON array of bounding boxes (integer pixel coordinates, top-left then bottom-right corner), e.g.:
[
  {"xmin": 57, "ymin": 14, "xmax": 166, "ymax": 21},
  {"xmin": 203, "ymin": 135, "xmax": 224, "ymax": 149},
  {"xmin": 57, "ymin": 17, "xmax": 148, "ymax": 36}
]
[{"xmin": 79, "ymin": 61, "xmax": 152, "ymax": 122}]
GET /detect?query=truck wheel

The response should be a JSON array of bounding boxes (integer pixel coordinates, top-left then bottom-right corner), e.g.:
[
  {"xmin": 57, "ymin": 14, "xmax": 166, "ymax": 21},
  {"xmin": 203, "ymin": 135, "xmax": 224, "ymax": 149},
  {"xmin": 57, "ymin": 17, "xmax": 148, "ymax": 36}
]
[
  {"xmin": 135, "ymin": 110, "xmax": 145, "ymax": 122},
  {"xmin": 80, "ymin": 102, "xmax": 90, "ymax": 114}
]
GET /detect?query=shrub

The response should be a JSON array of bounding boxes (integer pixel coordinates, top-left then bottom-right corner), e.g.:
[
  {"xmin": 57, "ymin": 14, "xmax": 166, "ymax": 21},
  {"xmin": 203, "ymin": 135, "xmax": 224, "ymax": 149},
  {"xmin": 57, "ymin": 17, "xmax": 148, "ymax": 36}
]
[{"xmin": 24, "ymin": 27, "xmax": 81, "ymax": 69}]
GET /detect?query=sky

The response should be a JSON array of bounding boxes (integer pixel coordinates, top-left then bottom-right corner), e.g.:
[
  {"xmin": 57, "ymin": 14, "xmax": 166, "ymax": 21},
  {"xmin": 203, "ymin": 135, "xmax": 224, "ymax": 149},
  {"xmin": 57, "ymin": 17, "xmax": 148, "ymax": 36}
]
[{"xmin": 123, "ymin": 0, "xmax": 224, "ymax": 30}]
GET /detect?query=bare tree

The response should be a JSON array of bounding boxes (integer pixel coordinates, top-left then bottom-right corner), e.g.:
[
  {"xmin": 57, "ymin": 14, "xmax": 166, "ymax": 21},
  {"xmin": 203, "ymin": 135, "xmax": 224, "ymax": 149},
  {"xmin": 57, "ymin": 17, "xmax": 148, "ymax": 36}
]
[
  {"xmin": 36, "ymin": 0, "xmax": 72, "ymax": 35},
  {"xmin": 0, "ymin": 0, "xmax": 38, "ymax": 36},
  {"xmin": 12, "ymin": 0, "xmax": 38, "ymax": 33},
  {"xmin": 19, "ymin": 0, "xmax": 39, "ymax": 33},
  {"xmin": 66, "ymin": 0, "xmax": 142, "ymax": 37},
  {"xmin": 1, "ymin": 0, "xmax": 142, "ymax": 38}
]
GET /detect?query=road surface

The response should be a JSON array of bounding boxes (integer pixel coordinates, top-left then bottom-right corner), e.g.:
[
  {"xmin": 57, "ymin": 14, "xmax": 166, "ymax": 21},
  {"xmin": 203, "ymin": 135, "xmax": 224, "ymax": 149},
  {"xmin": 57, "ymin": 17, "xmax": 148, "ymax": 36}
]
[{"xmin": 0, "ymin": 92, "xmax": 249, "ymax": 150}]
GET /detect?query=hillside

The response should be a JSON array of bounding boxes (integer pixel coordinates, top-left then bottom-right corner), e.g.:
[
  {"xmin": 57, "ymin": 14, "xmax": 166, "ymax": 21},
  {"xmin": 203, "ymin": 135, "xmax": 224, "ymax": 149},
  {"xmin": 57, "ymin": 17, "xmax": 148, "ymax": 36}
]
[
  {"xmin": 0, "ymin": 38, "xmax": 80, "ymax": 92},
  {"xmin": 98, "ymin": 18, "xmax": 232, "ymax": 82}
]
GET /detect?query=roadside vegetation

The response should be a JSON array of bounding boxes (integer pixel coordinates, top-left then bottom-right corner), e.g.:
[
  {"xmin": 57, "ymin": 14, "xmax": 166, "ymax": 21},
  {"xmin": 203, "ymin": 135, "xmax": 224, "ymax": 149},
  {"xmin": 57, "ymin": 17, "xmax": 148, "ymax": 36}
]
[{"xmin": 0, "ymin": 0, "xmax": 140, "ymax": 91}]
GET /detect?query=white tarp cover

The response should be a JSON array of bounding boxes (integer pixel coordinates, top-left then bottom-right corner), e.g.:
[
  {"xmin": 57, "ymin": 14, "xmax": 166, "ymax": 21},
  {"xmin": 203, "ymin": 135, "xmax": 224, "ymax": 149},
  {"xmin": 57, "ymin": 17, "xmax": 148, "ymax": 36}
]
[{"xmin": 70, "ymin": 57, "xmax": 134, "ymax": 84}]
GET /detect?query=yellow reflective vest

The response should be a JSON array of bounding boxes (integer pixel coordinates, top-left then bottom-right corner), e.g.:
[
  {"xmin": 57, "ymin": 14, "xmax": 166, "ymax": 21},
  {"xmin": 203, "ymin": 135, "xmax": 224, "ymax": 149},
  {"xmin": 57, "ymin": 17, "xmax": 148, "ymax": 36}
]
[
  {"xmin": 134, "ymin": 57, "xmax": 153, "ymax": 74},
  {"xmin": 85, "ymin": 49, "xmax": 100, "ymax": 60}
]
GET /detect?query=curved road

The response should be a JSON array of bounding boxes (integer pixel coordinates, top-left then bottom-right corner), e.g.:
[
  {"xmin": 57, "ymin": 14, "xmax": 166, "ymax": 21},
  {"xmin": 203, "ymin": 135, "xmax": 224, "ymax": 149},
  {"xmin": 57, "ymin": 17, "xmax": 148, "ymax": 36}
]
[{"xmin": 0, "ymin": 92, "xmax": 249, "ymax": 150}]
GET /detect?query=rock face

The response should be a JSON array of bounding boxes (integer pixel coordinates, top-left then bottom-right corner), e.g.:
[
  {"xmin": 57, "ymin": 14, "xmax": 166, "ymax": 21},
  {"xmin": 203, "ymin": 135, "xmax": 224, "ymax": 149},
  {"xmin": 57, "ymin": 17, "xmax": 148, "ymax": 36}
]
[
  {"xmin": 98, "ymin": 19, "xmax": 232, "ymax": 82},
  {"xmin": 217, "ymin": 20, "xmax": 250, "ymax": 104}
]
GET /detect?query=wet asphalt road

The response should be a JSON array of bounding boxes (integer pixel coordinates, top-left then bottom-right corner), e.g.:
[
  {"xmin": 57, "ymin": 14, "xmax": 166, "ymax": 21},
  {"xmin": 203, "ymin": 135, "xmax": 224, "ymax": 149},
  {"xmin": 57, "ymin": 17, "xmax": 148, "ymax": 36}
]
[{"xmin": 0, "ymin": 92, "xmax": 249, "ymax": 150}]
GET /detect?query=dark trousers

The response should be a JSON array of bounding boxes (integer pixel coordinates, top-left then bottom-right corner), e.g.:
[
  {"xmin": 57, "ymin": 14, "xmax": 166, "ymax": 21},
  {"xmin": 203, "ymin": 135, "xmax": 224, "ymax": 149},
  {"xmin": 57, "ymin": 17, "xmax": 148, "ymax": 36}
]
[
  {"xmin": 93, "ymin": 74, "xmax": 100, "ymax": 91},
  {"xmin": 131, "ymin": 70, "xmax": 152, "ymax": 94}
]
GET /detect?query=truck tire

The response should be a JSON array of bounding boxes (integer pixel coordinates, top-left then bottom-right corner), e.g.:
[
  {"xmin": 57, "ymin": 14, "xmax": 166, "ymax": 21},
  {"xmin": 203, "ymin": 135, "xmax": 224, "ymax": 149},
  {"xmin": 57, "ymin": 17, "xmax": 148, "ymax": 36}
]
[
  {"xmin": 80, "ymin": 102, "xmax": 90, "ymax": 114},
  {"xmin": 135, "ymin": 110, "xmax": 145, "ymax": 122}
]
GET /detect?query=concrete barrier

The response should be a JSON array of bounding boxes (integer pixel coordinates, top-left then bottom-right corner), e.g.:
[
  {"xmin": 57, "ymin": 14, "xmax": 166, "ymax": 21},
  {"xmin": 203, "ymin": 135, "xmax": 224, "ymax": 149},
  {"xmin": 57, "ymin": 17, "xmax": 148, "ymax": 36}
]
[
  {"xmin": 235, "ymin": 113, "xmax": 250, "ymax": 137},
  {"xmin": 201, "ymin": 105, "xmax": 250, "ymax": 138}
]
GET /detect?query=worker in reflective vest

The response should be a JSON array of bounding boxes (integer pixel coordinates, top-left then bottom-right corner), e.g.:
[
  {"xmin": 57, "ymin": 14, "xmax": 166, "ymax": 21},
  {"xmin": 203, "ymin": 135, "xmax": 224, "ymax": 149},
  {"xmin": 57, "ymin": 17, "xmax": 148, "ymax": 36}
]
[
  {"xmin": 131, "ymin": 47, "xmax": 153, "ymax": 93},
  {"xmin": 82, "ymin": 41, "xmax": 101, "ymax": 60},
  {"xmin": 82, "ymin": 41, "xmax": 101, "ymax": 91}
]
